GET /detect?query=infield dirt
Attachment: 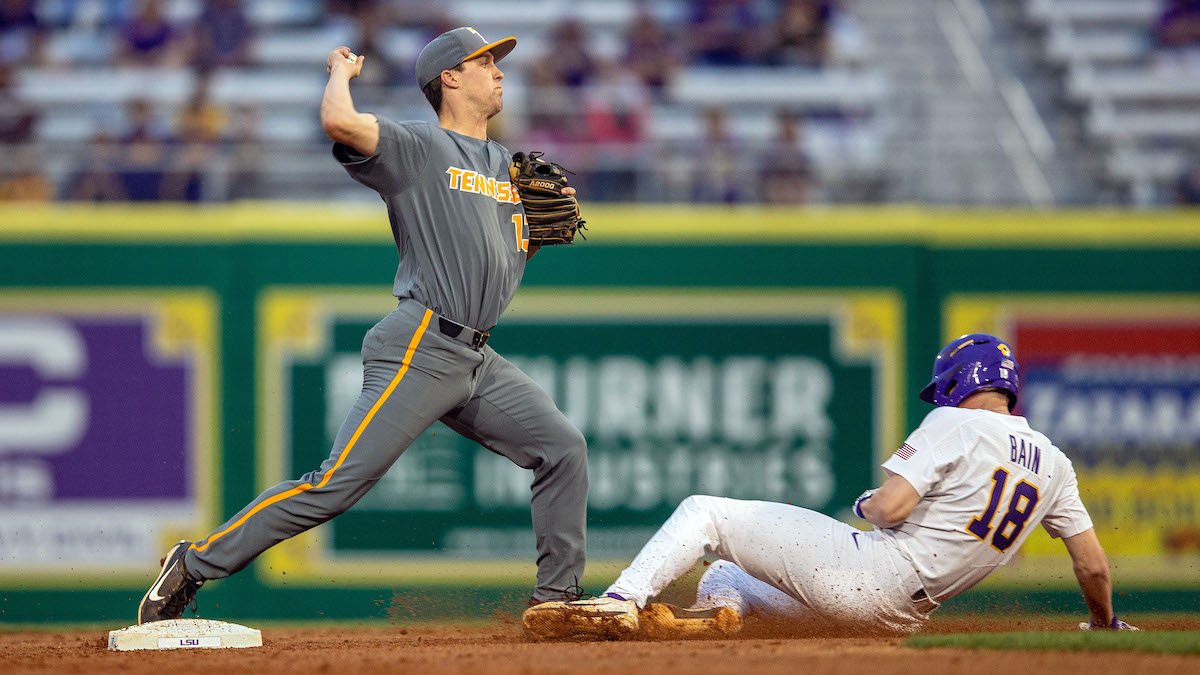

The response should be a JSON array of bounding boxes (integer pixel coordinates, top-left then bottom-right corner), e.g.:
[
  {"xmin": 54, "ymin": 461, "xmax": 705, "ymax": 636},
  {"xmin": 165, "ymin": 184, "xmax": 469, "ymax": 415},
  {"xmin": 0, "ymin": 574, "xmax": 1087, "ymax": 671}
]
[{"xmin": 4, "ymin": 616, "xmax": 1198, "ymax": 675}]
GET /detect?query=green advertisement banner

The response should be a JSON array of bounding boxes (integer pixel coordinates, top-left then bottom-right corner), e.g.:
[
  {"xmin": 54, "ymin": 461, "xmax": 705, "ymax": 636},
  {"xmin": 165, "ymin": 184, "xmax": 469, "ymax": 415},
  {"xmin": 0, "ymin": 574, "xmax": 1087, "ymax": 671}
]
[
  {"xmin": 0, "ymin": 205, "xmax": 1195, "ymax": 621},
  {"xmin": 256, "ymin": 288, "xmax": 902, "ymax": 587}
]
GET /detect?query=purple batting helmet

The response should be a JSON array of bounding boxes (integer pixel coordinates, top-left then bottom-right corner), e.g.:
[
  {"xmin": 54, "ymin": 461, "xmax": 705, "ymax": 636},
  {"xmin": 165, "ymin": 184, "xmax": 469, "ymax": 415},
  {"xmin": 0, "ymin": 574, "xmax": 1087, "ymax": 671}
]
[{"xmin": 919, "ymin": 333, "xmax": 1020, "ymax": 411}]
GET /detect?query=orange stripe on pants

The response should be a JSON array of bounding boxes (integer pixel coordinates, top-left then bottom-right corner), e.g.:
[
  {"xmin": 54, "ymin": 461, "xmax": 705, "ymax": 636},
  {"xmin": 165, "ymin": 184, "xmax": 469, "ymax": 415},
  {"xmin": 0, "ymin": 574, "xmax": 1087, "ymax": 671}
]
[{"xmin": 191, "ymin": 309, "xmax": 434, "ymax": 554}]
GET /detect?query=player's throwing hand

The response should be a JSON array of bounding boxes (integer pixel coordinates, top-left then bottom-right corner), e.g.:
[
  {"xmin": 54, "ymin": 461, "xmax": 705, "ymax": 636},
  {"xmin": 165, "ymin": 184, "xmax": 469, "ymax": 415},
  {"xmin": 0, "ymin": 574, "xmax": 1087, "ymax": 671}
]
[{"xmin": 326, "ymin": 46, "xmax": 364, "ymax": 78}]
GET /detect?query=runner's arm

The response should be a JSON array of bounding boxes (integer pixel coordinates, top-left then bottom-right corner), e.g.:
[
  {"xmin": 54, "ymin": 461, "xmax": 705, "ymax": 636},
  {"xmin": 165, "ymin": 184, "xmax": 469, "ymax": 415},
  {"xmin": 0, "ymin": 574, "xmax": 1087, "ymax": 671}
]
[
  {"xmin": 859, "ymin": 473, "xmax": 921, "ymax": 529},
  {"xmin": 1062, "ymin": 528, "xmax": 1113, "ymax": 626}
]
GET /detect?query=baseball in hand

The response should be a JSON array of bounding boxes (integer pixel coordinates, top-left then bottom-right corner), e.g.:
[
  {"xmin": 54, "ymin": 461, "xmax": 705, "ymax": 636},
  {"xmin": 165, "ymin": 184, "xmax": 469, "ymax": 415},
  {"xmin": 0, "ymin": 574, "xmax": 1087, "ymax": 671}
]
[{"xmin": 345, "ymin": 53, "xmax": 357, "ymax": 64}]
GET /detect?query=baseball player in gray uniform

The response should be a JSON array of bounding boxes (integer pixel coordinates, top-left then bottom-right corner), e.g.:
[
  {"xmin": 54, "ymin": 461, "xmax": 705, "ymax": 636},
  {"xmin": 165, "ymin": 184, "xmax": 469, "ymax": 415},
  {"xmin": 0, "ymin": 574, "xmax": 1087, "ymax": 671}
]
[{"xmin": 139, "ymin": 28, "xmax": 589, "ymax": 623}]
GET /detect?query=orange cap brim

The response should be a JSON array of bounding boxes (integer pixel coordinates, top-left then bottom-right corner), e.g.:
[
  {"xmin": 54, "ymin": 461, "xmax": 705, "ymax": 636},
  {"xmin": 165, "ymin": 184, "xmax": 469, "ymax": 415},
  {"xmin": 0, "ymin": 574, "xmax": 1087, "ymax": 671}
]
[{"xmin": 463, "ymin": 36, "xmax": 517, "ymax": 64}]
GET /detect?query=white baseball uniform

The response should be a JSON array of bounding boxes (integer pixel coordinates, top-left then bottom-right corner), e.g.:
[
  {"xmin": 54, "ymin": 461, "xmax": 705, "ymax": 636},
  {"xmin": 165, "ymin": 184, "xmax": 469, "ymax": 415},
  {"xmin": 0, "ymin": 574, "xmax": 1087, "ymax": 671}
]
[{"xmin": 606, "ymin": 407, "xmax": 1094, "ymax": 633}]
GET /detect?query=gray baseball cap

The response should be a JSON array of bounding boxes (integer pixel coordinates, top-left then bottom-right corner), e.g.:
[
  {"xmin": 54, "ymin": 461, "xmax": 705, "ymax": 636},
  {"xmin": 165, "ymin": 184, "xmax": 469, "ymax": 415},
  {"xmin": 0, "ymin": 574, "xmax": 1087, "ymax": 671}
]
[{"xmin": 415, "ymin": 27, "xmax": 517, "ymax": 88}]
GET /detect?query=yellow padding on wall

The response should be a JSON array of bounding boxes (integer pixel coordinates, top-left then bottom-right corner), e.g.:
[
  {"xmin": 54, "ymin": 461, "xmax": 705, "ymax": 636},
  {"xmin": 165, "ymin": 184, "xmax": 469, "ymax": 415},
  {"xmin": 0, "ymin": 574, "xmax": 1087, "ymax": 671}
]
[{"xmin": 0, "ymin": 203, "xmax": 1197, "ymax": 246}]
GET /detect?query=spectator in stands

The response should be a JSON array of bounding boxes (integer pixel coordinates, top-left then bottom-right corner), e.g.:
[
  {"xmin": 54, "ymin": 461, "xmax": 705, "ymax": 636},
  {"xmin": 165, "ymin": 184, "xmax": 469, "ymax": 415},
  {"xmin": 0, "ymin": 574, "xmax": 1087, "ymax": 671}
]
[
  {"xmin": 385, "ymin": 0, "xmax": 452, "ymax": 37},
  {"xmin": 1155, "ymin": 0, "xmax": 1200, "ymax": 72},
  {"xmin": 117, "ymin": 0, "xmax": 186, "ymax": 66},
  {"xmin": 175, "ymin": 70, "xmax": 226, "ymax": 143},
  {"xmin": 688, "ymin": 0, "xmax": 761, "ymax": 65},
  {"xmin": 191, "ymin": 0, "xmax": 253, "ymax": 69},
  {"xmin": 165, "ymin": 72, "xmax": 225, "ymax": 201},
  {"xmin": 758, "ymin": 109, "xmax": 812, "ymax": 204},
  {"xmin": 0, "ymin": 146, "xmax": 52, "ymax": 200},
  {"xmin": 0, "ymin": 63, "xmax": 36, "ymax": 143},
  {"xmin": 116, "ymin": 97, "xmax": 169, "ymax": 200},
  {"xmin": 354, "ymin": 4, "xmax": 405, "ymax": 89},
  {"xmin": 523, "ymin": 19, "xmax": 596, "ymax": 147},
  {"xmin": 582, "ymin": 61, "xmax": 649, "ymax": 146},
  {"xmin": 325, "ymin": 0, "xmax": 375, "ymax": 20},
  {"xmin": 1175, "ymin": 157, "xmax": 1200, "ymax": 204},
  {"xmin": 578, "ymin": 60, "xmax": 651, "ymax": 200},
  {"xmin": 764, "ymin": 0, "xmax": 833, "ymax": 68},
  {"xmin": 225, "ymin": 102, "xmax": 263, "ymax": 200},
  {"xmin": 0, "ymin": 0, "xmax": 45, "ymax": 64},
  {"xmin": 532, "ymin": 19, "xmax": 595, "ymax": 89},
  {"xmin": 161, "ymin": 137, "xmax": 211, "ymax": 201},
  {"xmin": 692, "ymin": 107, "xmax": 746, "ymax": 203},
  {"xmin": 626, "ymin": 2, "xmax": 683, "ymax": 96},
  {"xmin": 69, "ymin": 131, "xmax": 127, "ymax": 201},
  {"xmin": 1152, "ymin": 4, "xmax": 1200, "ymax": 79},
  {"xmin": 1156, "ymin": 0, "xmax": 1200, "ymax": 49}
]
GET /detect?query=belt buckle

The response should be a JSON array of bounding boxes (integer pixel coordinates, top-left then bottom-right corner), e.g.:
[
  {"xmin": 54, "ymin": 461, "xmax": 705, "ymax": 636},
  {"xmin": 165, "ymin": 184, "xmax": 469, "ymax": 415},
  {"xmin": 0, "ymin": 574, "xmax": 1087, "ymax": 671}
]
[{"xmin": 472, "ymin": 330, "xmax": 489, "ymax": 349}]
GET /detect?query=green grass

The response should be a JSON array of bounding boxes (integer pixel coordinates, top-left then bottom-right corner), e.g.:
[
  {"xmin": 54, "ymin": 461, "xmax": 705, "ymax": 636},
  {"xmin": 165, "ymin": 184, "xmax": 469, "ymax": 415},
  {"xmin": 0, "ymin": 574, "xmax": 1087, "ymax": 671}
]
[
  {"xmin": 0, "ymin": 617, "xmax": 502, "ymax": 633},
  {"xmin": 908, "ymin": 631, "xmax": 1200, "ymax": 655}
]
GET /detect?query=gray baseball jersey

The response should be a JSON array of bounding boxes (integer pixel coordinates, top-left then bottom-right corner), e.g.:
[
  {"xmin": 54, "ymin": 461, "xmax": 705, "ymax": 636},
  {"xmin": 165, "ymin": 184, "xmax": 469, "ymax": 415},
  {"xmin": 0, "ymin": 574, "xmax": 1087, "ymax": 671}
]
[
  {"xmin": 334, "ymin": 118, "xmax": 528, "ymax": 330},
  {"xmin": 181, "ymin": 116, "xmax": 587, "ymax": 604}
]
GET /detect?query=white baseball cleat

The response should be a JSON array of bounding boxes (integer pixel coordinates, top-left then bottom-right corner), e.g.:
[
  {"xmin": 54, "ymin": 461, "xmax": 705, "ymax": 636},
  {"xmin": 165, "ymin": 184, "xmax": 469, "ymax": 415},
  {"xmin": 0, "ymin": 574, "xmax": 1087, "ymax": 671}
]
[{"xmin": 522, "ymin": 593, "xmax": 639, "ymax": 640}]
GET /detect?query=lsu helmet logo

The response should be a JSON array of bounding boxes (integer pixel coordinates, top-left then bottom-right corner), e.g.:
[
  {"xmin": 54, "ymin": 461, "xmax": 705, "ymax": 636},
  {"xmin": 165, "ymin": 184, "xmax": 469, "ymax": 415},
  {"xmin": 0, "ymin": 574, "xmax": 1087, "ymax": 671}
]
[{"xmin": 997, "ymin": 343, "xmax": 1011, "ymax": 357}]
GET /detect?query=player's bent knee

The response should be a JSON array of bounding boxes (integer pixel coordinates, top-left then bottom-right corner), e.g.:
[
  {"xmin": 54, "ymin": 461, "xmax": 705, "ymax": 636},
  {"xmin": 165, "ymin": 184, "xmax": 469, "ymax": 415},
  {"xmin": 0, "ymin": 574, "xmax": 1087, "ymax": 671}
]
[
  {"xmin": 545, "ymin": 424, "xmax": 587, "ymax": 468},
  {"xmin": 679, "ymin": 493, "xmax": 725, "ymax": 513},
  {"xmin": 702, "ymin": 559, "xmax": 748, "ymax": 583},
  {"xmin": 699, "ymin": 559, "xmax": 733, "ymax": 583},
  {"xmin": 307, "ymin": 475, "xmax": 377, "ymax": 518},
  {"xmin": 707, "ymin": 559, "xmax": 736, "ymax": 574}
]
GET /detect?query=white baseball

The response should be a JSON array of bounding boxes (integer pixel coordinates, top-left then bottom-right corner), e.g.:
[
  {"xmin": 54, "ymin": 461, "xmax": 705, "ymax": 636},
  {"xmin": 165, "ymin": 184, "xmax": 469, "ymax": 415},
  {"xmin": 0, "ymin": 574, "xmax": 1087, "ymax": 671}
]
[{"xmin": 346, "ymin": 54, "xmax": 357, "ymax": 64}]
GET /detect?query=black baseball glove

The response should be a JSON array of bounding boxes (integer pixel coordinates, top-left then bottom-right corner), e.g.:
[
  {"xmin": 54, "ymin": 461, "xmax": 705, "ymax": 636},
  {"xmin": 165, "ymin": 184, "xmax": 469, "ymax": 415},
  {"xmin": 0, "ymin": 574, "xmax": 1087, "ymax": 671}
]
[{"xmin": 509, "ymin": 151, "xmax": 587, "ymax": 245}]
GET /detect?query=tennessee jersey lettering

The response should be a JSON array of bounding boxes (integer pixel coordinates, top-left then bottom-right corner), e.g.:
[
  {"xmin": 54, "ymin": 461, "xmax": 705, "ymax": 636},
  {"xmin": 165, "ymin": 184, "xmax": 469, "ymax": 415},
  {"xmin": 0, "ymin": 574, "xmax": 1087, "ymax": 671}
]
[{"xmin": 445, "ymin": 166, "xmax": 521, "ymax": 204}]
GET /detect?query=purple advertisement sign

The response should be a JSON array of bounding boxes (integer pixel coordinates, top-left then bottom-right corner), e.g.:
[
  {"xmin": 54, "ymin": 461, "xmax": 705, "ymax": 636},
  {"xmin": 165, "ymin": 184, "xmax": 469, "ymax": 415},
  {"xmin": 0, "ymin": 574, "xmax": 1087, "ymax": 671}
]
[
  {"xmin": 0, "ymin": 319, "xmax": 189, "ymax": 500},
  {"xmin": 0, "ymin": 297, "xmax": 215, "ymax": 577}
]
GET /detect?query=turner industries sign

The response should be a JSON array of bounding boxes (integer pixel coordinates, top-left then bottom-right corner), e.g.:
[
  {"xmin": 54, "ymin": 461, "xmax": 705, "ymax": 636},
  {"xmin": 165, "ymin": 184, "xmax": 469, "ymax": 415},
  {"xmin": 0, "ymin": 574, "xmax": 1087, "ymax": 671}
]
[
  {"xmin": 343, "ymin": 354, "xmax": 840, "ymax": 515},
  {"xmin": 264, "ymin": 289, "xmax": 899, "ymax": 565}
]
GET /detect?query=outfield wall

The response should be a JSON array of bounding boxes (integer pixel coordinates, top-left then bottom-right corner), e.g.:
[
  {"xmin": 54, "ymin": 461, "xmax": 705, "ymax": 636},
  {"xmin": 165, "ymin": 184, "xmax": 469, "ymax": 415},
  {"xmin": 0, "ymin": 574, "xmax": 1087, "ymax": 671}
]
[{"xmin": 0, "ymin": 205, "xmax": 1197, "ymax": 622}]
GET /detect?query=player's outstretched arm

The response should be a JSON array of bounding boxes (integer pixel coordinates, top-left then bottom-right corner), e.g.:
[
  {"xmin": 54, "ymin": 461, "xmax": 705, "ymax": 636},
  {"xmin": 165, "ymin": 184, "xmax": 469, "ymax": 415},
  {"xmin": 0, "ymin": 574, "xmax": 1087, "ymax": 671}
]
[
  {"xmin": 321, "ymin": 46, "xmax": 380, "ymax": 157},
  {"xmin": 1062, "ymin": 528, "xmax": 1115, "ymax": 626},
  {"xmin": 856, "ymin": 473, "xmax": 920, "ymax": 529}
]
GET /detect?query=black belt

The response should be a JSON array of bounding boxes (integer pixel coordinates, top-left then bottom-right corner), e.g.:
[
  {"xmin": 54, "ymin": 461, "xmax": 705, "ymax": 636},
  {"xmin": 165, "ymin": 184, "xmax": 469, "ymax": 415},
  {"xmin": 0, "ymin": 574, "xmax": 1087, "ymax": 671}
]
[{"xmin": 438, "ymin": 316, "xmax": 490, "ymax": 350}]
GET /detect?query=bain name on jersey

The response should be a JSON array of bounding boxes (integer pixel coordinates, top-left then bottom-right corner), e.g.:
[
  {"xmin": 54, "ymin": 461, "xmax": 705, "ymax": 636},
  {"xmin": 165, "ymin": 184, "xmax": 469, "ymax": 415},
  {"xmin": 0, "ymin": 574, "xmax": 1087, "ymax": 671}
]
[
  {"xmin": 445, "ymin": 166, "xmax": 522, "ymax": 204},
  {"xmin": 1009, "ymin": 434, "xmax": 1042, "ymax": 473}
]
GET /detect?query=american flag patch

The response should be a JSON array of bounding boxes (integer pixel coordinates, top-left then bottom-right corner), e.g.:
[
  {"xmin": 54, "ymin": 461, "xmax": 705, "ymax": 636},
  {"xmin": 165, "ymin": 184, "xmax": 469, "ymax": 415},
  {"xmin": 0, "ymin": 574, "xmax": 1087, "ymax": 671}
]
[{"xmin": 895, "ymin": 443, "xmax": 917, "ymax": 460}]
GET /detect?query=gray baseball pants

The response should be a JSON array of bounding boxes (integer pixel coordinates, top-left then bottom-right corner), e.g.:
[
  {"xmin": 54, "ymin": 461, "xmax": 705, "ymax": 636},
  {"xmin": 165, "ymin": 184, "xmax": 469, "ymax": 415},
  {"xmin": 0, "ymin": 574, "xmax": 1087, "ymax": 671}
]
[{"xmin": 184, "ymin": 299, "xmax": 589, "ymax": 602}]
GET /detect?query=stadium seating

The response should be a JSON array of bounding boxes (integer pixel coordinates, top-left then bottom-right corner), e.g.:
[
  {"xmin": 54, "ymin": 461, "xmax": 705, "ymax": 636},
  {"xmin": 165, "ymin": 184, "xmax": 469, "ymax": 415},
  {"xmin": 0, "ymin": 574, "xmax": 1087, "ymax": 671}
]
[
  {"xmin": 1024, "ymin": 0, "xmax": 1200, "ymax": 203},
  {"xmin": 6, "ymin": 0, "xmax": 1195, "ymax": 205},
  {"xmin": 5, "ymin": 0, "xmax": 887, "ymax": 203}
]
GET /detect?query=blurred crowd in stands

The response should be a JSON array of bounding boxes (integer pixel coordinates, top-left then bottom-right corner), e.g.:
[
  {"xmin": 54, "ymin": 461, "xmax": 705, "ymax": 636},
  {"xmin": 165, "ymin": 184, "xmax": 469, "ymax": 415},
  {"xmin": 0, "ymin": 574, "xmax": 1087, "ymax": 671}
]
[
  {"xmin": 0, "ymin": 0, "xmax": 838, "ymax": 204},
  {"xmin": 0, "ymin": 0, "xmax": 1198, "ymax": 204}
]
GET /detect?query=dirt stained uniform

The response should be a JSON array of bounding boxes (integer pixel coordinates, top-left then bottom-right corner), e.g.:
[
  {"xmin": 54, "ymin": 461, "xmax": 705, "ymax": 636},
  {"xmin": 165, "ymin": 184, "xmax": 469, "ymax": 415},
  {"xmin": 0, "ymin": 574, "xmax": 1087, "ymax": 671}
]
[
  {"xmin": 183, "ymin": 118, "xmax": 588, "ymax": 602},
  {"xmin": 608, "ymin": 406, "xmax": 1093, "ymax": 632}
]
